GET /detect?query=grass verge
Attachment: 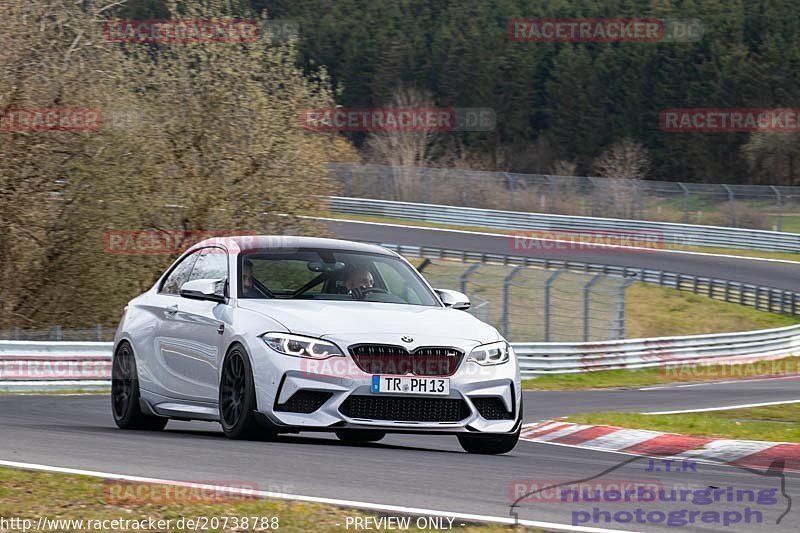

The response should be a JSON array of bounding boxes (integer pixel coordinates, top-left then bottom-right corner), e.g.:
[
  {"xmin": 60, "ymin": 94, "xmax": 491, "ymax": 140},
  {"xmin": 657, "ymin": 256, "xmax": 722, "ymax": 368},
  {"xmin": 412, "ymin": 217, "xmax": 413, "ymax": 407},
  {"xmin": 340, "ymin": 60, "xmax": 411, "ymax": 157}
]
[
  {"xmin": 565, "ymin": 403, "xmax": 800, "ymax": 443},
  {"xmin": 0, "ymin": 466, "xmax": 516, "ymax": 532},
  {"xmin": 625, "ymin": 283, "xmax": 799, "ymax": 338},
  {"xmin": 522, "ymin": 356, "xmax": 800, "ymax": 390}
]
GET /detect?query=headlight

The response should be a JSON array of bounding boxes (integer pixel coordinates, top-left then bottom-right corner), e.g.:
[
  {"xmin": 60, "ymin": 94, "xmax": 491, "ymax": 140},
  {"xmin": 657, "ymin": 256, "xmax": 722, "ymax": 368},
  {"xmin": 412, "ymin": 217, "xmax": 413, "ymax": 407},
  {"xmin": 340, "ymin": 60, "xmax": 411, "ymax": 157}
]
[
  {"xmin": 261, "ymin": 333, "xmax": 343, "ymax": 359},
  {"xmin": 468, "ymin": 341, "xmax": 510, "ymax": 366}
]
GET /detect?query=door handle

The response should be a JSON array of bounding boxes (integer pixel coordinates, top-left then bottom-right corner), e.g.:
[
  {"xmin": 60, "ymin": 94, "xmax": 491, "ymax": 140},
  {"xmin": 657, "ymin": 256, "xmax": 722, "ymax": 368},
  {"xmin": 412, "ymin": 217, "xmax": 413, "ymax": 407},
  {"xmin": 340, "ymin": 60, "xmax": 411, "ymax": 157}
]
[{"xmin": 165, "ymin": 304, "xmax": 178, "ymax": 315}]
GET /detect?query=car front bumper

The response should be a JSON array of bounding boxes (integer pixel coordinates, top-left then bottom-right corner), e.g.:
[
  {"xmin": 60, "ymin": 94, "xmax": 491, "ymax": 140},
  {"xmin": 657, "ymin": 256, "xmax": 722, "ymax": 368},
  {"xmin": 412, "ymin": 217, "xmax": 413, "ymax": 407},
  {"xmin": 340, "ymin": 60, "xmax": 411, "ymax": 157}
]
[{"xmin": 249, "ymin": 335, "xmax": 522, "ymax": 434}]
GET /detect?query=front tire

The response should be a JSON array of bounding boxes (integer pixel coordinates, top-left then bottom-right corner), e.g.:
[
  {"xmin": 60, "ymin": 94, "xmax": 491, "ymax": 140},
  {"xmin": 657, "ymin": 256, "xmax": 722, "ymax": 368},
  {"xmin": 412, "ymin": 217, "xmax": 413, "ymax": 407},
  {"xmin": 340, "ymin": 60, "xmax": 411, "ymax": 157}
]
[
  {"xmin": 219, "ymin": 345, "xmax": 264, "ymax": 440},
  {"xmin": 457, "ymin": 427, "xmax": 520, "ymax": 455},
  {"xmin": 111, "ymin": 342, "xmax": 168, "ymax": 431}
]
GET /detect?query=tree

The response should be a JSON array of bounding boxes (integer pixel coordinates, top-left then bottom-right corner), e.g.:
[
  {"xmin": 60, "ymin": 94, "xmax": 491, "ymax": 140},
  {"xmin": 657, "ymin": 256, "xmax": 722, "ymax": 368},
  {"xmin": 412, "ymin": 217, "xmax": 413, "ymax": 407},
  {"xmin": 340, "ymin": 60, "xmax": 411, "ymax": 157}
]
[
  {"xmin": 593, "ymin": 138, "xmax": 651, "ymax": 218},
  {"xmin": 364, "ymin": 87, "xmax": 441, "ymax": 201},
  {"xmin": 0, "ymin": 0, "xmax": 357, "ymax": 328},
  {"xmin": 742, "ymin": 132, "xmax": 800, "ymax": 185}
]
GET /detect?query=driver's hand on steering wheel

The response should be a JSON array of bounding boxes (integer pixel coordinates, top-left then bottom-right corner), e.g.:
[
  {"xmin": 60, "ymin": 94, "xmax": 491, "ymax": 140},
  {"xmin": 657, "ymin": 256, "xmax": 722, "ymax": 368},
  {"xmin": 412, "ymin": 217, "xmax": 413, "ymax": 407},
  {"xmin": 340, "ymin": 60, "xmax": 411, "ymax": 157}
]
[{"xmin": 349, "ymin": 286, "xmax": 366, "ymax": 300}]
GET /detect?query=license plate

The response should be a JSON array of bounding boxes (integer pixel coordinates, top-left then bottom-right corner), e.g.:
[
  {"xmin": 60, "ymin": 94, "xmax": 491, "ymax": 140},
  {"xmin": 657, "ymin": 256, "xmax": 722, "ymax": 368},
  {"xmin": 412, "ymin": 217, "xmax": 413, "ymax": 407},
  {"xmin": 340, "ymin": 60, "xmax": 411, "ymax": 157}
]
[{"xmin": 371, "ymin": 375, "xmax": 449, "ymax": 396}]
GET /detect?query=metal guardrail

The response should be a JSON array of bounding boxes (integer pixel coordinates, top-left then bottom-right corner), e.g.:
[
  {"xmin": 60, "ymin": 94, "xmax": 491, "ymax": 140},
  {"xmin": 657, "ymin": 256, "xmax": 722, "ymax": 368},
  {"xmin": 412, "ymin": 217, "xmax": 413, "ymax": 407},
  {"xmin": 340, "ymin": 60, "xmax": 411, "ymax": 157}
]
[
  {"xmin": 0, "ymin": 341, "xmax": 112, "ymax": 391},
  {"xmin": 515, "ymin": 324, "xmax": 800, "ymax": 376},
  {"xmin": 327, "ymin": 196, "xmax": 800, "ymax": 252},
  {"xmin": 2, "ymin": 326, "xmax": 798, "ymax": 385},
  {"xmin": 377, "ymin": 243, "xmax": 800, "ymax": 316}
]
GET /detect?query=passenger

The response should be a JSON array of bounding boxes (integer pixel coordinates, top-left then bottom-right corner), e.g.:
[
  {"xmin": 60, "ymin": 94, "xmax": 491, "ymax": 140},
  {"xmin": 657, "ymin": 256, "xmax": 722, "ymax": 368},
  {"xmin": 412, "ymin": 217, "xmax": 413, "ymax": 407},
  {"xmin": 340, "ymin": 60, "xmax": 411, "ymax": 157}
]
[{"xmin": 241, "ymin": 259, "xmax": 261, "ymax": 297}]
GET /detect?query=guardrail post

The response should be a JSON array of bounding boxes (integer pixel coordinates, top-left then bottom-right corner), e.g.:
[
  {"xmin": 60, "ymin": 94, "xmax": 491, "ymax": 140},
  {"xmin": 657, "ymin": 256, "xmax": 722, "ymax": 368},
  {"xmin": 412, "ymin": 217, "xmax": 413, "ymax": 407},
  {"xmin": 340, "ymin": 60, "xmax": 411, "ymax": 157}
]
[
  {"xmin": 615, "ymin": 275, "xmax": 638, "ymax": 339},
  {"xmin": 504, "ymin": 172, "xmax": 515, "ymax": 211},
  {"xmin": 383, "ymin": 166, "xmax": 391, "ymax": 200},
  {"xmin": 502, "ymin": 266, "xmax": 524, "ymax": 338},
  {"xmin": 588, "ymin": 177, "xmax": 599, "ymax": 216},
  {"xmin": 544, "ymin": 268, "xmax": 565, "ymax": 342},
  {"xmin": 459, "ymin": 263, "xmax": 481, "ymax": 294},
  {"xmin": 583, "ymin": 274, "xmax": 603, "ymax": 342},
  {"xmin": 51, "ymin": 325, "xmax": 62, "ymax": 341},
  {"xmin": 10, "ymin": 326, "xmax": 19, "ymax": 340},
  {"xmin": 423, "ymin": 168, "xmax": 430, "ymax": 204},
  {"xmin": 678, "ymin": 182, "xmax": 690, "ymax": 224},
  {"xmin": 722, "ymin": 184, "xmax": 735, "ymax": 227},
  {"xmin": 770, "ymin": 185, "xmax": 782, "ymax": 231},
  {"xmin": 465, "ymin": 171, "xmax": 473, "ymax": 207},
  {"xmin": 344, "ymin": 165, "xmax": 351, "ymax": 197},
  {"xmin": 95, "ymin": 323, "xmax": 103, "ymax": 341}
]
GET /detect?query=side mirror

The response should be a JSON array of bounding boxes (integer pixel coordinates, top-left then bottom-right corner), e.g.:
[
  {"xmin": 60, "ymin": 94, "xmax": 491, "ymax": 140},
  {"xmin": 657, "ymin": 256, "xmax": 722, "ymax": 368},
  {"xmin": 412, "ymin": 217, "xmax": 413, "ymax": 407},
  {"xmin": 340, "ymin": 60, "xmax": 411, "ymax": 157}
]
[
  {"xmin": 180, "ymin": 279, "xmax": 226, "ymax": 303},
  {"xmin": 435, "ymin": 289, "xmax": 470, "ymax": 310}
]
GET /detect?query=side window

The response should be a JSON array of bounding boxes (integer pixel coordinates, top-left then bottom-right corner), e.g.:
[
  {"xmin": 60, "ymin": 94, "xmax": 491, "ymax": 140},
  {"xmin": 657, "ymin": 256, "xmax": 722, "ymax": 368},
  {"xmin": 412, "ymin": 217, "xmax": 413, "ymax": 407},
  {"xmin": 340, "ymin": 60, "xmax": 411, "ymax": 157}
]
[
  {"xmin": 160, "ymin": 251, "xmax": 202, "ymax": 295},
  {"xmin": 189, "ymin": 248, "xmax": 228, "ymax": 282}
]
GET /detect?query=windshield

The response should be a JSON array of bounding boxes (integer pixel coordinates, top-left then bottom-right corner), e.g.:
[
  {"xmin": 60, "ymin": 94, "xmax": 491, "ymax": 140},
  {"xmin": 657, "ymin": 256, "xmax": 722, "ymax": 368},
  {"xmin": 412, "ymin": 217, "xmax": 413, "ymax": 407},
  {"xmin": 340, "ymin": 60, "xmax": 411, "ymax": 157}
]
[{"xmin": 238, "ymin": 249, "xmax": 439, "ymax": 307}]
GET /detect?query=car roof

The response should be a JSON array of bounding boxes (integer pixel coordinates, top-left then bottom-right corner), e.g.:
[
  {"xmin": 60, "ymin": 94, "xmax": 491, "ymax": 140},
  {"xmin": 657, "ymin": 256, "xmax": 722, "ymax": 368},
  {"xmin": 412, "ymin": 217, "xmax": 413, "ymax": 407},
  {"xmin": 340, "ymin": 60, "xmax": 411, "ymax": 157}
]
[{"xmin": 191, "ymin": 235, "xmax": 396, "ymax": 256}]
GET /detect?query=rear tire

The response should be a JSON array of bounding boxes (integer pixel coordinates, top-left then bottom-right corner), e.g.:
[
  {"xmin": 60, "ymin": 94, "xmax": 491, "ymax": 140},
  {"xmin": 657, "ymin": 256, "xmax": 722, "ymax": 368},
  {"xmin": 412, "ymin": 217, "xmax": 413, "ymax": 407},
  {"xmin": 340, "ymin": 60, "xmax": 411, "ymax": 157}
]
[
  {"xmin": 111, "ymin": 342, "xmax": 168, "ymax": 431},
  {"xmin": 219, "ymin": 345, "xmax": 264, "ymax": 440},
  {"xmin": 457, "ymin": 427, "xmax": 520, "ymax": 455},
  {"xmin": 335, "ymin": 429, "xmax": 386, "ymax": 443}
]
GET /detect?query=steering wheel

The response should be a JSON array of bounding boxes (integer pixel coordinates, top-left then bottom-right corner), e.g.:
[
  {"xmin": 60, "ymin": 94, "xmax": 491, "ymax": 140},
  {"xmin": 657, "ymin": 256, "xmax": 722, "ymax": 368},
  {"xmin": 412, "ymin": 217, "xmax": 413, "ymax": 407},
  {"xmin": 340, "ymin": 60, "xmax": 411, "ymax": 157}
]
[{"xmin": 350, "ymin": 287, "xmax": 388, "ymax": 300}]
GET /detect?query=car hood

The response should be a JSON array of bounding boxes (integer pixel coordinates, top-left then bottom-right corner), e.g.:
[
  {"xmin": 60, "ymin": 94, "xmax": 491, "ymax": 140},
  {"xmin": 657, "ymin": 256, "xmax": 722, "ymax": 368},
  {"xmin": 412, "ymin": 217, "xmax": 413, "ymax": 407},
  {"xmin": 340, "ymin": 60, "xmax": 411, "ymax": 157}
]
[{"xmin": 237, "ymin": 299, "xmax": 500, "ymax": 343}]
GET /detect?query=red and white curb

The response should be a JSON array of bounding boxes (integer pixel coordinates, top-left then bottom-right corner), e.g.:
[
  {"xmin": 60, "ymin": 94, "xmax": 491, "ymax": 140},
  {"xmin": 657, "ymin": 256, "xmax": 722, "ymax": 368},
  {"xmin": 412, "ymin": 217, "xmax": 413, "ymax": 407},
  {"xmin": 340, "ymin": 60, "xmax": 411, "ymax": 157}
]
[{"xmin": 521, "ymin": 420, "xmax": 800, "ymax": 473}]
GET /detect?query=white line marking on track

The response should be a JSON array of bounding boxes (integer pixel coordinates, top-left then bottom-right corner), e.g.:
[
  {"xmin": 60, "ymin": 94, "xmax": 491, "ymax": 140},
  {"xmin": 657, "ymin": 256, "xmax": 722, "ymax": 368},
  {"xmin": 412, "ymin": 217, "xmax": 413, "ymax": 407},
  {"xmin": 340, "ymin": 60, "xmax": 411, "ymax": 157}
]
[
  {"xmin": 638, "ymin": 374, "xmax": 800, "ymax": 390},
  {"xmin": 0, "ymin": 459, "xmax": 633, "ymax": 533},
  {"xmin": 312, "ymin": 215, "xmax": 800, "ymax": 265},
  {"xmin": 642, "ymin": 399, "xmax": 800, "ymax": 415}
]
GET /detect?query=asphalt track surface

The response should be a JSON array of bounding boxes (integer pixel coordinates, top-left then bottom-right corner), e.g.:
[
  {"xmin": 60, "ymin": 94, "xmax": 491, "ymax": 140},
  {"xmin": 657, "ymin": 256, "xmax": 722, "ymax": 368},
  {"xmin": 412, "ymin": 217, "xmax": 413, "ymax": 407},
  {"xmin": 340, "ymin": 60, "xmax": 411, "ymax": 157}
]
[
  {"xmin": 3, "ymin": 382, "xmax": 799, "ymax": 533},
  {"xmin": 322, "ymin": 219, "xmax": 800, "ymax": 292}
]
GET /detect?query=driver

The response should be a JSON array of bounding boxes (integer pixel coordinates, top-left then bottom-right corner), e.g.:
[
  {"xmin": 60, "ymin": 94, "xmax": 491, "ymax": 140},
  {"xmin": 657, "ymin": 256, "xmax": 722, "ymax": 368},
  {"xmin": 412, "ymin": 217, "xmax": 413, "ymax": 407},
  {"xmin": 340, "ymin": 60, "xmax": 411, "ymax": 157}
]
[
  {"xmin": 345, "ymin": 268, "xmax": 374, "ymax": 292},
  {"xmin": 338, "ymin": 267, "xmax": 375, "ymax": 299}
]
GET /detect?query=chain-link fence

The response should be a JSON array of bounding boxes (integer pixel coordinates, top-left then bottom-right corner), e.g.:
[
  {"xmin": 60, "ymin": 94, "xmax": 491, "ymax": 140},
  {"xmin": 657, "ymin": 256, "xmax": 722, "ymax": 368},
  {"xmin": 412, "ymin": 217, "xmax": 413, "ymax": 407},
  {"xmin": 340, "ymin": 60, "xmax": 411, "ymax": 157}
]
[
  {"xmin": 331, "ymin": 163, "xmax": 800, "ymax": 232},
  {"xmin": 417, "ymin": 259, "xmax": 634, "ymax": 342}
]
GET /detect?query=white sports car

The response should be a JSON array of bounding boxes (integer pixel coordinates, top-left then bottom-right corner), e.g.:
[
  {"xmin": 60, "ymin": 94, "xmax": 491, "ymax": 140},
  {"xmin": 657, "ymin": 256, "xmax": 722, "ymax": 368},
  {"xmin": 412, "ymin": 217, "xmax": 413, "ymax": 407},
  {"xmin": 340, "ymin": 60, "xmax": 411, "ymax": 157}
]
[{"xmin": 112, "ymin": 236, "xmax": 522, "ymax": 454}]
